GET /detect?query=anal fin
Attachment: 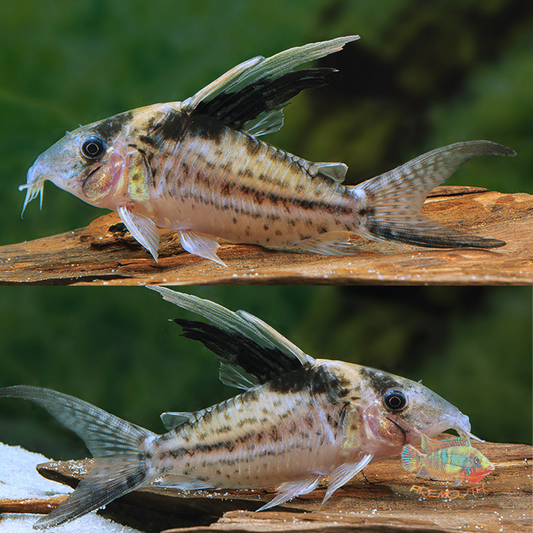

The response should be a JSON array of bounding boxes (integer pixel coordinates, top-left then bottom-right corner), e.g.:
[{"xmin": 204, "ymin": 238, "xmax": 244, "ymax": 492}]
[
  {"xmin": 154, "ymin": 474, "xmax": 215, "ymax": 491},
  {"xmin": 415, "ymin": 465, "xmax": 432, "ymax": 479},
  {"xmin": 179, "ymin": 229, "xmax": 226, "ymax": 266},
  {"xmin": 295, "ymin": 231, "xmax": 357, "ymax": 256}
]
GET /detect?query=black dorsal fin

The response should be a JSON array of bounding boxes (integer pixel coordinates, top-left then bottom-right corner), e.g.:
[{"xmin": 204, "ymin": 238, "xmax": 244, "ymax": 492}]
[
  {"xmin": 181, "ymin": 36, "xmax": 358, "ymax": 137},
  {"xmin": 172, "ymin": 318, "xmax": 302, "ymax": 385},
  {"xmin": 148, "ymin": 287, "xmax": 315, "ymax": 385},
  {"xmin": 190, "ymin": 68, "xmax": 335, "ymax": 135}
]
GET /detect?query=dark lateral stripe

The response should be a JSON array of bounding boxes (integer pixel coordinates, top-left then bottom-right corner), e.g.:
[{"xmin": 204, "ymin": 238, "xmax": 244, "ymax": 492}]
[
  {"xmin": 182, "ymin": 167, "xmax": 353, "ymax": 218},
  {"xmin": 194, "ymin": 440, "xmax": 236, "ymax": 453},
  {"xmin": 235, "ymin": 183, "xmax": 354, "ymax": 216}
]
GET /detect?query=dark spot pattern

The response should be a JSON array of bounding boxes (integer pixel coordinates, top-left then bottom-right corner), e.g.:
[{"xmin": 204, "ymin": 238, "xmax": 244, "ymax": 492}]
[
  {"xmin": 150, "ymin": 108, "xmax": 186, "ymax": 143},
  {"xmin": 94, "ymin": 111, "xmax": 133, "ymax": 142},
  {"xmin": 268, "ymin": 365, "xmax": 352, "ymax": 404},
  {"xmin": 359, "ymin": 367, "xmax": 402, "ymax": 396},
  {"xmin": 186, "ymin": 116, "xmax": 226, "ymax": 144}
]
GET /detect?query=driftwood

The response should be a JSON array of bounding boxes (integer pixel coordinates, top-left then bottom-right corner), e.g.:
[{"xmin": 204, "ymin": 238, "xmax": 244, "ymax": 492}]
[
  {"xmin": 0, "ymin": 187, "xmax": 531, "ymax": 285},
  {"xmin": 0, "ymin": 440, "xmax": 530, "ymax": 532}
]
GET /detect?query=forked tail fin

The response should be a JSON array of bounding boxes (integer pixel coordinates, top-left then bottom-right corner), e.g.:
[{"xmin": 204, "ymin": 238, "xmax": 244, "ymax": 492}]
[
  {"xmin": 0, "ymin": 386, "xmax": 157, "ymax": 529},
  {"xmin": 354, "ymin": 140, "xmax": 515, "ymax": 248}
]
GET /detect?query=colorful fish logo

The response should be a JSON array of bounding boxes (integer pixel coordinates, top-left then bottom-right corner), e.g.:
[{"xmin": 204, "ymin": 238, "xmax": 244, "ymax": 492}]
[{"xmin": 402, "ymin": 434, "xmax": 494, "ymax": 486}]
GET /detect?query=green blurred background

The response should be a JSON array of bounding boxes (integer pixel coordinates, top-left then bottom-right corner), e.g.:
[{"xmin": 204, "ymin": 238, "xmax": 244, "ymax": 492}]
[{"xmin": 0, "ymin": 0, "xmax": 531, "ymax": 459}]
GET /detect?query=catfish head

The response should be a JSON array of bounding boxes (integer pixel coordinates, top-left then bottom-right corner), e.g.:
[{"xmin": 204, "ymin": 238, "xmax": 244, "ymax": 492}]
[
  {"xmin": 334, "ymin": 363, "xmax": 476, "ymax": 459},
  {"xmin": 19, "ymin": 104, "xmax": 168, "ymax": 214}
]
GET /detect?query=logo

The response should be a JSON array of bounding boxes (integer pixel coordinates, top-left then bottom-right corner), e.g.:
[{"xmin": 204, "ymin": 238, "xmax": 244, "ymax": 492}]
[{"xmin": 409, "ymin": 483, "xmax": 488, "ymax": 499}]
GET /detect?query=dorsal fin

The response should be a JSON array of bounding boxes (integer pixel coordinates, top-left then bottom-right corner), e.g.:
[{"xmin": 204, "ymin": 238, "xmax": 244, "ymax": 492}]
[
  {"xmin": 219, "ymin": 362, "xmax": 256, "ymax": 390},
  {"xmin": 182, "ymin": 36, "xmax": 359, "ymax": 137},
  {"xmin": 190, "ymin": 68, "xmax": 335, "ymax": 136},
  {"xmin": 316, "ymin": 162, "xmax": 348, "ymax": 182},
  {"xmin": 160, "ymin": 411, "xmax": 193, "ymax": 430},
  {"xmin": 148, "ymin": 287, "xmax": 315, "ymax": 385},
  {"xmin": 420, "ymin": 434, "xmax": 469, "ymax": 453},
  {"xmin": 172, "ymin": 318, "xmax": 304, "ymax": 385}
]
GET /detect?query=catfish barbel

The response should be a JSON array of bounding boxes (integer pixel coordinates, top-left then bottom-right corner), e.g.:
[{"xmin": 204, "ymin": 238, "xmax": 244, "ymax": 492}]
[
  {"xmin": 1, "ymin": 287, "xmax": 480, "ymax": 528},
  {"xmin": 20, "ymin": 36, "xmax": 515, "ymax": 264}
]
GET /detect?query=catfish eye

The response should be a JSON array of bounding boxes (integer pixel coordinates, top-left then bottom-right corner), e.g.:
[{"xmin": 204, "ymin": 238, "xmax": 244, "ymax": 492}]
[
  {"xmin": 383, "ymin": 389, "xmax": 407, "ymax": 412},
  {"xmin": 81, "ymin": 136, "xmax": 106, "ymax": 159}
]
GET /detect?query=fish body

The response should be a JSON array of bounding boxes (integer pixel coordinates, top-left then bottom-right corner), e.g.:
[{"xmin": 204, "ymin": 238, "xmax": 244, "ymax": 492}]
[
  {"xmin": 0, "ymin": 287, "xmax": 478, "ymax": 529},
  {"xmin": 401, "ymin": 434, "xmax": 494, "ymax": 486},
  {"xmin": 20, "ymin": 36, "xmax": 515, "ymax": 264}
]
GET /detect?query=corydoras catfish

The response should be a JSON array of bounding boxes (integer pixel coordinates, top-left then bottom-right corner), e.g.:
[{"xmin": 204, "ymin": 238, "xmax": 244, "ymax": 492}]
[
  {"xmin": 0, "ymin": 287, "xmax": 479, "ymax": 529},
  {"xmin": 20, "ymin": 36, "xmax": 515, "ymax": 264}
]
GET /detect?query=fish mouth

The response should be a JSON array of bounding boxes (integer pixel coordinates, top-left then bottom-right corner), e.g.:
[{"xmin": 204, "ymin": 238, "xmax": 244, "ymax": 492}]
[
  {"xmin": 435, "ymin": 414, "xmax": 484, "ymax": 445},
  {"xmin": 387, "ymin": 413, "xmax": 481, "ymax": 445}
]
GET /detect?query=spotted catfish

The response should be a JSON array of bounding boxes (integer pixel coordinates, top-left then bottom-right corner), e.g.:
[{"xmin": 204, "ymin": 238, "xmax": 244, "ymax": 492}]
[
  {"xmin": 20, "ymin": 36, "xmax": 515, "ymax": 264},
  {"xmin": 0, "ymin": 287, "xmax": 481, "ymax": 528}
]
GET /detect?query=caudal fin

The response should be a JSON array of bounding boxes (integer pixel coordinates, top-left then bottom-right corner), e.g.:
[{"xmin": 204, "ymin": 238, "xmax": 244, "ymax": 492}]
[
  {"xmin": 0, "ymin": 386, "xmax": 156, "ymax": 529},
  {"xmin": 401, "ymin": 445, "xmax": 422, "ymax": 473},
  {"xmin": 354, "ymin": 140, "xmax": 515, "ymax": 249}
]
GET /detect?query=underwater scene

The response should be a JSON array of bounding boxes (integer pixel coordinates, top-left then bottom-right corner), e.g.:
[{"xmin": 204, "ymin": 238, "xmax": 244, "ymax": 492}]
[
  {"xmin": 0, "ymin": 1, "xmax": 531, "ymax": 532},
  {"xmin": 0, "ymin": 285, "xmax": 531, "ymax": 458}
]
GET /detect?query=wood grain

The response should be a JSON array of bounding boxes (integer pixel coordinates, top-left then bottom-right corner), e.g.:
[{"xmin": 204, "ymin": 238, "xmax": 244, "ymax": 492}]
[
  {"xmin": 0, "ymin": 187, "xmax": 531, "ymax": 285},
  {"xmin": 1, "ymin": 440, "xmax": 529, "ymax": 533}
]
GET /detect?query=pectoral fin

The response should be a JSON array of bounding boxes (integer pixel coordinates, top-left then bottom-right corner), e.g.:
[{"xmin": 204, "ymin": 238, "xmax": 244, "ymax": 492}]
[
  {"xmin": 117, "ymin": 205, "xmax": 160, "ymax": 261},
  {"xmin": 322, "ymin": 454, "xmax": 373, "ymax": 504}
]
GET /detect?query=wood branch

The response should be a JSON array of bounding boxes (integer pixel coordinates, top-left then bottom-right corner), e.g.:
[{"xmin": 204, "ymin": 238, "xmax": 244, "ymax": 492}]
[
  {"xmin": 0, "ymin": 440, "xmax": 528, "ymax": 532},
  {"xmin": 0, "ymin": 187, "xmax": 531, "ymax": 285}
]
